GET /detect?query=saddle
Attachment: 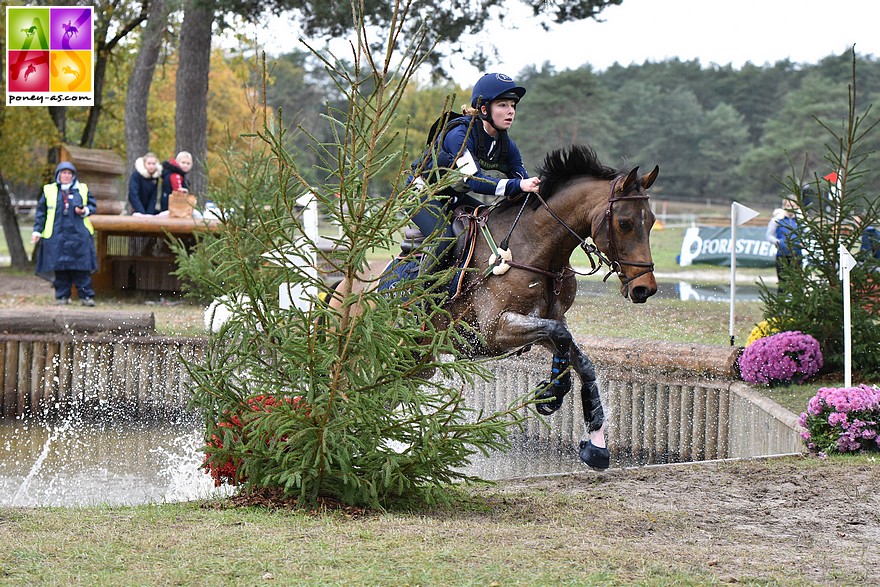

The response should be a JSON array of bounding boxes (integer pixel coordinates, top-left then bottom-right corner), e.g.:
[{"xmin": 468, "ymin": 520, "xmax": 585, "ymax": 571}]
[{"xmin": 377, "ymin": 205, "xmax": 490, "ymax": 299}]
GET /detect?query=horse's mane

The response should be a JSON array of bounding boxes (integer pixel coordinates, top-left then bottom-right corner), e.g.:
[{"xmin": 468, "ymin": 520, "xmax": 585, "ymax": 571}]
[{"xmin": 533, "ymin": 144, "xmax": 619, "ymax": 208}]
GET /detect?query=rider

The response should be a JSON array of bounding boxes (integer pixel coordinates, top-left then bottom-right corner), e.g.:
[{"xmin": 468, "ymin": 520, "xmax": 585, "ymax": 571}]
[{"xmin": 407, "ymin": 72, "xmax": 541, "ymax": 275}]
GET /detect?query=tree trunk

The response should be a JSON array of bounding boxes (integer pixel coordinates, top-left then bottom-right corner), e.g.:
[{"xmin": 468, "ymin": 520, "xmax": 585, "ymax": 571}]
[
  {"xmin": 47, "ymin": 106, "xmax": 66, "ymax": 169},
  {"xmin": 80, "ymin": 5, "xmax": 148, "ymax": 149},
  {"xmin": 175, "ymin": 0, "xmax": 214, "ymax": 200},
  {"xmin": 124, "ymin": 0, "xmax": 169, "ymax": 175},
  {"xmin": 0, "ymin": 173, "xmax": 31, "ymax": 268},
  {"xmin": 79, "ymin": 46, "xmax": 109, "ymax": 148}
]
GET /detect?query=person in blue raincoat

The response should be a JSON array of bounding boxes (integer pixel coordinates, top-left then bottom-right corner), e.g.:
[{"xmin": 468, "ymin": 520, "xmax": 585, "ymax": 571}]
[{"xmin": 31, "ymin": 161, "xmax": 98, "ymax": 305}]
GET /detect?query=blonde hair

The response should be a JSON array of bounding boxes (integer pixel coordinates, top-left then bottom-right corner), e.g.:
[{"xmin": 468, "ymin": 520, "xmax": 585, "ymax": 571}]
[
  {"xmin": 143, "ymin": 151, "xmax": 158, "ymax": 162},
  {"xmin": 176, "ymin": 151, "xmax": 193, "ymax": 162}
]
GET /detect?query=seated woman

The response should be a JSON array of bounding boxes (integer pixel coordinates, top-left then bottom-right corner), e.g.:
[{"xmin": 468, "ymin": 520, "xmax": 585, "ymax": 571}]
[
  {"xmin": 160, "ymin": 151, "xmax": 193, "ymax": 212},
  {"xmin": 127, "ymin": 152, "xmax": 161, "ymax": 215}
]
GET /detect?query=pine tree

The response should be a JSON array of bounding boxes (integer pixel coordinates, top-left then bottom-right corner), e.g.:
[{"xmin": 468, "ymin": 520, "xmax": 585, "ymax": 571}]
[
  {"xmin": 175, "ymin": 9, "xmax": 527, "ymax": 509},
  {"xmin": 758, "ymin": 52, "xmax": 880, "ymax": 378}
]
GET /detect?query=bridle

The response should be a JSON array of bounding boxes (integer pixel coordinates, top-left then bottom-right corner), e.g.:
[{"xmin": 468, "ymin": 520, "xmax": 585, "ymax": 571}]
[{"xmin": 528, "ymin": 174, "xmax": 655, "ymax": 287}]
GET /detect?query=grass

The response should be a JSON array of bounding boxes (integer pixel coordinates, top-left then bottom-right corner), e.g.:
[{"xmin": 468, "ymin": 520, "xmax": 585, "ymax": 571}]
[{"xmin": 1, "ymin": 455, "xmax": 877, "ymax": 586}]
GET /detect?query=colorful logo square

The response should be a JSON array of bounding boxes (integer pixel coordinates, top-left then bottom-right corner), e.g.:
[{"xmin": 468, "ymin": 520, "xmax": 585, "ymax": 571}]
[
  {"xmin": 7, "ymin": 51, "xmax": 50, "ymax": 92},
  {"xmin": 5, "ymin": 6, "xmax": 94, "ymax": 106},
  {"xmin": 49, "ymin": 7, "xmax": 92, "ymax": 51},
  {"xmin": 50, "ymin": 51, "xmax": 92, "ymax": 93},
  {"xmin": 6, "ymin": 7, "xmax": 50, "ymax": 50}
]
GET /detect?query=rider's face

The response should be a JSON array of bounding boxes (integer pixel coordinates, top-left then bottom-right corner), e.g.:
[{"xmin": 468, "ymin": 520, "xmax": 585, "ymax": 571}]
[{"xmin": 484, "ymin": 99, "xmax": 517, "ymax": 131}]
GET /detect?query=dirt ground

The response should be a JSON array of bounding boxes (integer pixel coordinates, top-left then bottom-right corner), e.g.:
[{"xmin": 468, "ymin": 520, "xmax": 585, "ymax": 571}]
[
  {"xmin": 489, "ymin": 457, "xmax": 880, "ymax": 584},
  {"xmin": 3, "ymin": 272, "xmax": 879, "ymax": 584}
]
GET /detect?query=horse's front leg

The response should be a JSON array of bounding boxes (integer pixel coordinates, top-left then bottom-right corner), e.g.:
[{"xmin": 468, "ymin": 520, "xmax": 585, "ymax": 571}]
[
  {"xmin": 493, "ymin": 312, "xmax": 609, "ymax": 470},
  {"xmin": 492, "ymin": 312, "xmax": 574, "ymax": 411}
]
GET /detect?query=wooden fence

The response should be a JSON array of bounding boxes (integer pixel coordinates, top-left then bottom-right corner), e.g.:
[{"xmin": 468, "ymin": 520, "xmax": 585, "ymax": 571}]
[{"xmin": 0, "ymin": 332, "xmax": 804, "ymax": 465}]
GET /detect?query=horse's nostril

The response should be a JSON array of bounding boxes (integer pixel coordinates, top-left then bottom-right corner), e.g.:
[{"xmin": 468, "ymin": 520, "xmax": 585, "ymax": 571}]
[{"xmin": 631, "ymin": 286, "xmax": 653, "ymax": 302}]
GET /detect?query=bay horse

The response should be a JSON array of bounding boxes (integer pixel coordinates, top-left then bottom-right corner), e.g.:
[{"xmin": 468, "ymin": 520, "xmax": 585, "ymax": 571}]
[{"xmin": 331, "ymin": 144, "xmax": 658, "ymax": 469}]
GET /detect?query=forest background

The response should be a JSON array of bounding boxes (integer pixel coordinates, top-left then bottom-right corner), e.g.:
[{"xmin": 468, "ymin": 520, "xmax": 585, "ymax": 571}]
[{"xmin": 1, "ymin": 1, "xmax": 878, "ymax": 215}]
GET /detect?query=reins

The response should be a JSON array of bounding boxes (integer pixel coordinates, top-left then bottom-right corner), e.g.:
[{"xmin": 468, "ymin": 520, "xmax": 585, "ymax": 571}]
[
  {"xmin": 525, "ymin": 174, "xmax": 655, "ymax": 287},
  {"xmin": 457, "ymin": 171, "xmax": 654, "ymax": 300}
]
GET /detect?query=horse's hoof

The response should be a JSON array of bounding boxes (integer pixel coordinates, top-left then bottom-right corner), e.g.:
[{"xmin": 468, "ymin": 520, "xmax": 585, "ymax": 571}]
[
  {"xmin": 579, "ymin": 440, "xmax": 610, "ymax": 470},
  {"xmin": 534, "ymin": 381, "xmax": 564, "ymax": 415}
]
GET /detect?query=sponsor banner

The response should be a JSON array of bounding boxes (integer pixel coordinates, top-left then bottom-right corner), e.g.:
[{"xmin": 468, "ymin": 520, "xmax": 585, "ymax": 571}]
[
  {"xmin": 678, "ymin": 226, "xmax": 776, "ymax": 268},
  {"xmin": 6, "ymin": 6, "xmax": 94, "ymax": 106}
]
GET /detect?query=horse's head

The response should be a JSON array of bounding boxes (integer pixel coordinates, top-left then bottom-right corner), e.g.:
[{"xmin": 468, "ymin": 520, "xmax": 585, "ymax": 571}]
[{"xmin": 593, "ymin": 165, "xmax": 659, "ymax": 303}]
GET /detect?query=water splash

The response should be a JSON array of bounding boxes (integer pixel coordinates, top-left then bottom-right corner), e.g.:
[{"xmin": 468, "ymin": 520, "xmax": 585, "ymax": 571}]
[{"xmin": 11, "ymin": 418, "xmax": 72, "ymax": 506}]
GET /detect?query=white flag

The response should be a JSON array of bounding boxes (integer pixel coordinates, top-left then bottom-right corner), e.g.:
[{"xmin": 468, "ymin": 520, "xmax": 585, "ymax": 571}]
[
  {"xmin": 731, "ymin": 202, "xmax": 759, "ymax": 226},
  {"xmin": 839, "ymin": 244, "xmax": 857, "ymax": 279}
]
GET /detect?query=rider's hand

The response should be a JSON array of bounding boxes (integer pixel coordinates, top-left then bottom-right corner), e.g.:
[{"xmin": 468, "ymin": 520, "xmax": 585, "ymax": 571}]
[{"xmin": 520, "ymin": 177, "xmax": 541, "ymax": 193}]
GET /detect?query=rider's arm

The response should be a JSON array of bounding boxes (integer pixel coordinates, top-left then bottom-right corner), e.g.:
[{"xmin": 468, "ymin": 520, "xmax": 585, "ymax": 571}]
[{"xmin": 442, "ymin": 126, "xmax": 524, "ymax": 198}]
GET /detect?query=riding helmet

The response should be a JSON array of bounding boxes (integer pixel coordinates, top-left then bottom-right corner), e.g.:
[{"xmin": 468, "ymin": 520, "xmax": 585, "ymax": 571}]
[{"xmin": 471, "ymin": 73, "xmax": 526, "ymax": 108}]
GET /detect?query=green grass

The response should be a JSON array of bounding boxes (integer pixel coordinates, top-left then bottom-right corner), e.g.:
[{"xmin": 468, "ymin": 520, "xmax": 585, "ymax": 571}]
[{"xmin": 1, "ymin": 455, "xmax": 876, "ymax": 586}]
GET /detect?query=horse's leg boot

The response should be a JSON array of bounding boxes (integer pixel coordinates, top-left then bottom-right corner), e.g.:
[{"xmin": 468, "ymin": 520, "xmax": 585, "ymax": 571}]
[
  {"xmin": 534, "ymin": 355, "xmax": 571, "ymax": 415},
  {"xmin": 579, "ymin": 440, "xmax": 610, "ymax": 470}
]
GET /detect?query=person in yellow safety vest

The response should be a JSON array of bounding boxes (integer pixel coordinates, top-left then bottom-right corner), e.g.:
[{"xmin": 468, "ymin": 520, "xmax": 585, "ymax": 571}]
[{"xmin": 31, "ymin": 161, "xmax": 98, "ymax": 306}]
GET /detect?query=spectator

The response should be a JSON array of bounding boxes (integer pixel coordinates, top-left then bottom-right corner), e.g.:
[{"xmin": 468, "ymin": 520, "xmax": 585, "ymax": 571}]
[
  {"xmin": 160, "ymin": 151, "xmax": 193, "ymax": 212},
  {"xmin": 765, "ymin": 197, "xmax": 802, "ymax": 294},
  {"xmin": 127, "ymin": 151, "xmax": 161, "ymax": 215},
  {"xmin": 31, "ymin": 162, "xmax": 98, "ymax": 306},
  {"xmin": 861, "ymin": 223, "xmax": 880, "ymax": 261}
]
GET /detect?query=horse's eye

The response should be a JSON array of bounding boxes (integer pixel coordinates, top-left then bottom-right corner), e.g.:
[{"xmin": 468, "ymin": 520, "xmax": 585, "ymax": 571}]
[{"xmin": 618, "ymin": 219, "xmax": 633, "ymax": 231}]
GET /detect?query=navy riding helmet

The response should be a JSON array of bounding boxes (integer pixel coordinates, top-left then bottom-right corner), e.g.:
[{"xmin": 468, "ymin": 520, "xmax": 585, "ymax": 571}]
[{"xmin": 470, "ymin": 73, "xmax": 526, "ymax": 108}]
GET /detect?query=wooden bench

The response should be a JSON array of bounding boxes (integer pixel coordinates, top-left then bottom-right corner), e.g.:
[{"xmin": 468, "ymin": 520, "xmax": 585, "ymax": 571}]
[{"xmin": 89, "ymin": 214, "xmax": 220, "ymax": 295}]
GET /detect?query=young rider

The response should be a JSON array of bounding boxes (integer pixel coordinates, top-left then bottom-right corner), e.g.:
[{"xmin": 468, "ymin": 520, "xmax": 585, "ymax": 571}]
[{"xmin": 408, "ymin": 72, "xmax": 541, "ymax": 273}]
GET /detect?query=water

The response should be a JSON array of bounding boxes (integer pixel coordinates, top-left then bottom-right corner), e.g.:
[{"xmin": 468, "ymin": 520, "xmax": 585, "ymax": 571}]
[
  {"xmin": 0, "ymin": 417, "xmax": 231, "ymax": 507},
  {"xmin": 0, "ymin": 418, "xmax": 592, "ymax": 506},
  {"xmin": 0, "ymin": 278, "xmax": 766, "ymax": 507},
  {"xmin": 576, "ymin": 278, "xmax": 764, "ymax": 303}
]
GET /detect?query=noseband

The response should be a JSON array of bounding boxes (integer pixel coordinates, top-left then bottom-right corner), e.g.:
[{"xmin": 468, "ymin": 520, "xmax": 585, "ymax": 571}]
[{"xmin": 532, "ymin": 174, "xmax": 654, "ymax": 287}]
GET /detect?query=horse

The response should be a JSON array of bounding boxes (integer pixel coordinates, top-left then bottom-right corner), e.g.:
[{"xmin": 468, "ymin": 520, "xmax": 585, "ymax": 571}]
[{"xmin": 329, "ymin": 144, "xmax": 658, "ymax": 469}]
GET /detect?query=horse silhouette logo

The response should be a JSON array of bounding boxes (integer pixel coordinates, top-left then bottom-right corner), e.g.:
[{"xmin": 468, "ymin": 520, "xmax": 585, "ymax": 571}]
[{"xmin": 62, "ymin": 20, "xmax": 79, "ymax": 39}]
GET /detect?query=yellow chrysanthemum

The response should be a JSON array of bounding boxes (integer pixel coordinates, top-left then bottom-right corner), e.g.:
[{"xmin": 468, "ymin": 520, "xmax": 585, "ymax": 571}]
[{"xmin": 746, "ymin": 320, "xmax": 779, "ymax": 347}]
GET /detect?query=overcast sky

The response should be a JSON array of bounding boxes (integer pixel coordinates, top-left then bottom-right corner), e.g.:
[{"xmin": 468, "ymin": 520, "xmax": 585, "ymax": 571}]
[{"xmin": 249, "ymin": 0, "xmax": 880, "ymax": 86}]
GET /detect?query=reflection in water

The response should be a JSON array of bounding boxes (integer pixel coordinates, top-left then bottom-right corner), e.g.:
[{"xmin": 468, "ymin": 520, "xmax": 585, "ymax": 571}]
[
  {"xmin": 0, "ymin": 419, "xmax": 599, "ymax": 506},
  {"xmin": 576, "ymin": 279, "xmax": 764, "ymax": 302}
]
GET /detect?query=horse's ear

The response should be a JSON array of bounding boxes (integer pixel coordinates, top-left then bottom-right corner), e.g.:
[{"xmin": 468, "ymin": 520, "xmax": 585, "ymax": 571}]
[
  {"xmin": 620, "ymin": 166, "xmax": 640, "ymax": 193},
  {"xmin": 641, "ymin": 165, "xmax": 659, "ymax": 190}
]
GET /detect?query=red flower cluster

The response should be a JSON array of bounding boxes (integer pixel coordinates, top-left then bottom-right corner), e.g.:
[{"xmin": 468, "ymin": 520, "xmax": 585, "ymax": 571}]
[{"xmin": 202, "ymin": 394, "xmax": 306, "ymax": 486}]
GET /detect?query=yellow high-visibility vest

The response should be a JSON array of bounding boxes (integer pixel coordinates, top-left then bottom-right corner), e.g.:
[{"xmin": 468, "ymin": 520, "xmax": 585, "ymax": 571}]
[{"xmin": 41, "ymin": 182, "xmax": 94, "ymax": 239}]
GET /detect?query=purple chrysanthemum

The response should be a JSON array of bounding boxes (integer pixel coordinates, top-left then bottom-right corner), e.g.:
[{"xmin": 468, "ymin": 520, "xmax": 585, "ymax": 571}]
[
  {"xmin": 799, "ymin": 385, "xmax": 880, "ymax": 455},
  {"xmin": 738, "ymin": 331, "xmax": 823, "ymax": 386}
]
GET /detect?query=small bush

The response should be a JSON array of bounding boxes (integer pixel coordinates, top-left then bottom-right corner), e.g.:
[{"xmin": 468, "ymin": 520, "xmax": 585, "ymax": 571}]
[
  {"xmin": 798, "ymin": 385, "xmax": 880, "ymax": 455},
  {"xmin": 738, "ymin": 330, "xmax": 823, "ymax": 386}
]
